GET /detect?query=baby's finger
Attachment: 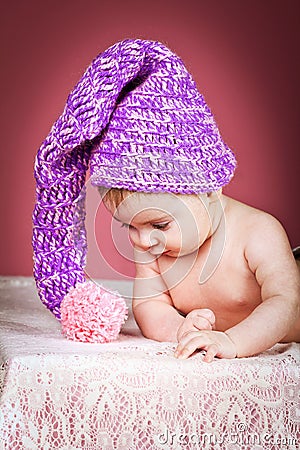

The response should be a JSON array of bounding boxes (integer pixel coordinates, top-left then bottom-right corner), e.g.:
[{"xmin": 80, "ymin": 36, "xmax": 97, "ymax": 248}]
[
  {"xmin": 197, "ymin": 309, "xmax": 216, "ymax": 324},
  {"xmin": 191, "ymin": 316, "xmax": 213, "ymax": 331},
  {"xmin": 174, "ymin": 332, "xmax": 210, "ymax": 359},
  {"xmin": 203, "ymin": 344, "xmax": 219, "ymax": 363},
  {"xmin": 189, "ymin": 308, "xmax": 215, "ymax": 324}
]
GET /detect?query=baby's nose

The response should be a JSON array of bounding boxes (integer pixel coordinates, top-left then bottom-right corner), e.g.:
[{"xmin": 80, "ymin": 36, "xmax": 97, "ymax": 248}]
[{"xmin": 138, "ymin": 229, "xmax": 160, "ymax": 250}]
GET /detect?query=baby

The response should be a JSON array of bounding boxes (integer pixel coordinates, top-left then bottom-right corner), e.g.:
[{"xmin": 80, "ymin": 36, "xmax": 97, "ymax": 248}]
[
  {"xmin": 32, "ymin": 38, "xmax": 300, "ymax": 357},
  {"xmin": 99, "ymin": 187, "xmax": 300, "ymax": 362}
]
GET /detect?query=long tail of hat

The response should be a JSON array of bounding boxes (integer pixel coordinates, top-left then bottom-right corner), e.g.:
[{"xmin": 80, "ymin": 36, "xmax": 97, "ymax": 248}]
[{"xmin": 32, "ymin": 39, "xmax": 178, "ymax": 318}]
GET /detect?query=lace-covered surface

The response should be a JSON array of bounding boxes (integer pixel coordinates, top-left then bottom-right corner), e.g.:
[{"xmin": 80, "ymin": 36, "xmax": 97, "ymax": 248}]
[{"xmin": 0, "ymin": 277, "xmax": 299, "ymax": 450}]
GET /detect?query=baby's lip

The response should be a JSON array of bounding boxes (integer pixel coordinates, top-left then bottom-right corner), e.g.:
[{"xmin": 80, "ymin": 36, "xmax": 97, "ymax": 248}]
[{"xmin": 149, "ymin": 249, "xmax": 170, "ymax": 257}]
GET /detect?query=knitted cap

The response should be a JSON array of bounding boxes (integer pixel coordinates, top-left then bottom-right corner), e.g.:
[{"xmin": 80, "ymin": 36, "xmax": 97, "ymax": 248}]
[{"xmin": 32, "ymin": 39, "xmax": 236, "ymax": 329}]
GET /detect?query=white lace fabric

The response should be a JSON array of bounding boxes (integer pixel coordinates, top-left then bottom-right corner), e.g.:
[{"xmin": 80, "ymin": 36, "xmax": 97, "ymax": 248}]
[{"xmin": 0, "ymin": 277, "xmax": 299, "ymax": 450}]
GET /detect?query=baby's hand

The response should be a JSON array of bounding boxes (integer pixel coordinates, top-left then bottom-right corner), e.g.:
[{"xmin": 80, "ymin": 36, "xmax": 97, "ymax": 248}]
[
  {"xmin": 174, "ymin": 330, "xmax": 237, "ymax": 363},
  {"xmin": 177, "ymin": 309, "xmax": 215, "ymax": 342}
]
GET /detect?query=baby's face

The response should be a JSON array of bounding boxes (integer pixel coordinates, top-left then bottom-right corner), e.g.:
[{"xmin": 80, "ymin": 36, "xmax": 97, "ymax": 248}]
[{"xmin": 108, "ymin": 192, "xmax": 215, "ymax": 258}]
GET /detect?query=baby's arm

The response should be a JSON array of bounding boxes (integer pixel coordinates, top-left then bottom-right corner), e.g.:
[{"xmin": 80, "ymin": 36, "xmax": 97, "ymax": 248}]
[
  {"xmin": 133, "ymin": 250, "xmax": 214, "ymax": 341},
  {"xmin": 225, "ymin": 215, "xmax": 300, "ymax": 357},
  {"xmin": 133, "ymin": 255, "xmax": 183, "ymax": 342},
  {"xmin": 176, "ymin": 214, "xmax": 300, "ymax": 361}
]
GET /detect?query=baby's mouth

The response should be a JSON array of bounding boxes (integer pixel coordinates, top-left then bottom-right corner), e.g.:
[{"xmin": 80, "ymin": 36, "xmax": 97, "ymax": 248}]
[{"xmin": 148, "ymin": 249, "xmax": 171, "ymax": 258}]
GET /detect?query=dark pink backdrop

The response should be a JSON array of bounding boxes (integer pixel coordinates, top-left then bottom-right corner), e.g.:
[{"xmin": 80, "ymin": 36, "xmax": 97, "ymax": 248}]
[{"xmin": 1, "ymin": 0, "xmax": 299, "ymax": 279}]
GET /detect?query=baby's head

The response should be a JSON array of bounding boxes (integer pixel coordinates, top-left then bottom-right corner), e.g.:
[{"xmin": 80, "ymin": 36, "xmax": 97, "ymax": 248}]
[
  {"xmin": 99, "ymin": 186, "xmax": 224, "ymax": 258},
  {"xmin": 33, "ymin": 38, "xmax": 236, "ymax": 319}
]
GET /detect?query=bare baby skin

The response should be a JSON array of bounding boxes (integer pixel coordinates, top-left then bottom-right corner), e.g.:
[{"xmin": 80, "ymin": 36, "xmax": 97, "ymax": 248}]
[{"xmin": 104, "ymin": 190, "xmax": 300, "ymax": 362}]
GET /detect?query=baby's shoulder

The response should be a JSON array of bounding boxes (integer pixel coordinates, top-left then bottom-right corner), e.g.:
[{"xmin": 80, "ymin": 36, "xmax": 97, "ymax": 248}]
[
  {"xmin": 226, "ymin": 197, "xmax": 292, "ymax": 266},
  {"xmin": 227, "ymin": 197, "xmax": 284, "ymax": 233},
  {"xmin": 226, "ymin": 197, "xmax": 290, "ymax": 256}
]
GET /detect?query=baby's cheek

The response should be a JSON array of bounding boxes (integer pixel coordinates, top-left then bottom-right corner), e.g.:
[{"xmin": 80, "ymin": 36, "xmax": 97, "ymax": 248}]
[
  {"xmin": 182, "ymin": 230, "xmax": 202, "ymax": 252},
  {"xmin": 128, "ymin": 229, "xmax": 138, "ymax": 246}
]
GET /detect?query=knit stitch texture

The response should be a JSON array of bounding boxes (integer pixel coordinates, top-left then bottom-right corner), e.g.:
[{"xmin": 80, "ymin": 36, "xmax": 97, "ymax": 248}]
[{"xmin": 32, "ymin": 39, "xmax": 236, "ymax": 318}]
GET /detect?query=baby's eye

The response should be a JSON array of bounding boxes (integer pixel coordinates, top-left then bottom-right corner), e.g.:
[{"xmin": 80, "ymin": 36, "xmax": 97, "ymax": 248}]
[
  {"xmin": 152, "ymin": 222, "xmax": 170, "ymax": 230},
  {"xmin": 121, "ymin": 223, "xmax": 135, "ymax": 230}
]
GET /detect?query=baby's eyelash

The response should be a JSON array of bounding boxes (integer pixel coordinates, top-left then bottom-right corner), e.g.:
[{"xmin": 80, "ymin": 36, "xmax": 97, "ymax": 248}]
[
  {"xmin": 152, "ymin": 222, "xmax": 170, "ymax": 230},
  {"xmin": 121, "ymin": 222, "xmax": 170, "ymax": 230}
]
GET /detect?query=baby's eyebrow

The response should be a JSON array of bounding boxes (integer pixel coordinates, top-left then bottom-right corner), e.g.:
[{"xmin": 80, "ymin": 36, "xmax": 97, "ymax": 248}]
[
  {"xmin": 141, "ymin": 214, "xmax": 171, "ymax": 225},
  {"xmin": 114, "ymin": 212, "xmax": 172, "ymax": 226}
]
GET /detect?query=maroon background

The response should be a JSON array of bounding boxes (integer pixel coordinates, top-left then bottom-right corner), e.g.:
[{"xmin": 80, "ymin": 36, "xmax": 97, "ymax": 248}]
[{"xmin": 1, "ymin": 0, "xmax": 299, "ymax": 278}]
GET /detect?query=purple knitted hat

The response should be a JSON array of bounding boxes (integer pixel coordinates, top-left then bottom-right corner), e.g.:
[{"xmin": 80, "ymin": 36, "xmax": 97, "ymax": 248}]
[{"xmin": 32, "ymin": 39, "xmax": 236, "ymax": 337}]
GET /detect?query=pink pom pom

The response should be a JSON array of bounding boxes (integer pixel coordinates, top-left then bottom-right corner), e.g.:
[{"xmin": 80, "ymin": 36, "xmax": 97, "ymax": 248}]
[{"xmin": 60, "ymin": 281, "xmax": 128, "ymax": 343}]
